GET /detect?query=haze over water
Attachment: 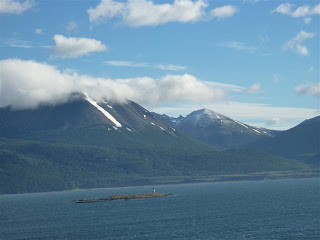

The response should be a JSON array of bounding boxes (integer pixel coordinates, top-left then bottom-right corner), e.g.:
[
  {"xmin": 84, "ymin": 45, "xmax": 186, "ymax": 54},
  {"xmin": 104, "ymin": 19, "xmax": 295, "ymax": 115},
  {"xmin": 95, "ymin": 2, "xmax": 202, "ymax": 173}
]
[{"xmin": 1, "ymin": 178, "xmax": 319, "ymax": 240}]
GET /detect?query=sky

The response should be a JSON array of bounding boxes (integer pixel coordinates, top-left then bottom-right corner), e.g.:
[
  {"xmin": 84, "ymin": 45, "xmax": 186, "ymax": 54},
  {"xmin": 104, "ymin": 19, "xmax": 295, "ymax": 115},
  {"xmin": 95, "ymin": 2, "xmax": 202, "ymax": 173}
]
[{"xmin": 0, "ymin": 0, "xmax": 319, "ymax": 130}]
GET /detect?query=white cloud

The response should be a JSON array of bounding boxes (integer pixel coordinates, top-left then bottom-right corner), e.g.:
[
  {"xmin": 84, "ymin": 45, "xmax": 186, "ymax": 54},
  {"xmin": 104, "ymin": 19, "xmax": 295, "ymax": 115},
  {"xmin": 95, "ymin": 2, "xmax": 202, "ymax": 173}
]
[
  {"xmin": 104, "ymin": 60, "xmax": 187, "ymax": 71},
  {"xmin": 207, "ymin": 82, "xmax": 263, "ymax": 95},
  {"xmin": 244, "ymin": 83, "xmax": 262, "ymax": 94},
  {"xmin": 263, "ymin": 118, "xmax": 295, "ymax": 130},
  {"xmin": 66, "ymin": 21, "xmax": 79, "ymax": 33},
  {"xmin": 273, "ymin": 3, "xmax": 292, "ymax": 15},
  {"xmin": 292, "ymin": 5, "xmax": 310, "ymax": 17},
  {"xmin": 314, "ymin": 4, "xmax": 320, "ymax": 14},
  {"xmin": 211, "ymin": 5, "xmax": 238, "ymax": 19},
  {"xmin": 220, "ymin": 41, "xmax": 257, "ymax": 53},
  {"xmin": 105, "ymin": 60, "xmax": 147, "ymax": 67},
  {"xmin": 0, "ymin": 0, "xmax": 35, "ymax": 14},
  {"xmin": 205, "ymin": 81, "xmax": 244, "ymax": 93},
  {"xmin": 88, "ymin": 0, "xmax": 208, "ymax": 27},
  {"xmin": 5, "ymin": 39, "xmax": 50, "ymax": 48},
  {"xmin": 0, "ymin": 59, "xmax": 225, "ymax": 109},
  {"xmin": 304, "ymin": 17, "xmax": 311, "ymax": 24},
  {"xmin": 155, "ymin": 64, "xmax": 187, "ymax": 71},
  {"xmin": 242, "ymin": 0, "xmax": 259, "ymax": 4},
  {"xmin": 296, "ymin": 83, "xmax": 320, "ymax": 96},
  {"xmin": 52, "ymin": 35, "xmax": 107, "ymax": 59},
  {"xmin": 88, "ymin": 0, "xmax": 125, "ymax": 24},
  {"xmin": 265, "ymin": 117, "xmax": 281, "ymax": 126},
  {"xmin": 5, "ymin": 39, "xmax": 32, "ymax": 48},
  {"xmin": 0, "ymin": 59, "xmax": 76, "ymax": 109},
  {"xmin": 308, "ymin": 67, "xmax": 314, "ymax": 73},
  {"xmin": 35, "ymin": 28, "xmax": 43, "ymax": 35},
  {"xmin": 273, "ymin": 3, "xmax": 320, "ymax": 18},
  {"xmin": 283, "ymin": 31, "xmax": 315, "ymax": 56}
]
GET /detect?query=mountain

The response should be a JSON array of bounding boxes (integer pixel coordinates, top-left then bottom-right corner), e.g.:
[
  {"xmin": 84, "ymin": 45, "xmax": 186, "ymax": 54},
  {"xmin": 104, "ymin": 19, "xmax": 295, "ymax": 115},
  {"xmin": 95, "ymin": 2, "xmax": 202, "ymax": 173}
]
[
  {"xmin": 154, "ymin": 109, "xmax": 276, "ymax": 149},
  {"xmin": 0, "ymin": 94, "xmax": 308, "ymax": 194},
  {"xmin": 0, "ymin": 93, "xmax": 182, "ymax": 148},
  {"xmin": 152, "ymin": 113, "xmax": 185, "ymax": 126},
  {"xmin": 249, "ymin": 116, "xmax": 320, "ymax": 166}
]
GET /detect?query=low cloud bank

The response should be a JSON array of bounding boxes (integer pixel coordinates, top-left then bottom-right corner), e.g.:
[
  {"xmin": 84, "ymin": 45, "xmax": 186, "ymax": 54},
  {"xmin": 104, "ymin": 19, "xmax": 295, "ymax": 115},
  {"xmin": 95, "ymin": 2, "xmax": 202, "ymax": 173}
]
[{"xmin": 0, "ymin": 59, "xmax": 225, "ymax": 109}]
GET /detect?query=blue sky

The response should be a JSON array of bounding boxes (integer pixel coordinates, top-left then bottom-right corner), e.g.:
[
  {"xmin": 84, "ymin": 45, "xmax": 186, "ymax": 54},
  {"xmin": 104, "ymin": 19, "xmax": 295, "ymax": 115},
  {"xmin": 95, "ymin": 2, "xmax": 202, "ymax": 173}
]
[{"xmin": 1, "ymin": 0, "xmax": 319, "ymax": 130}]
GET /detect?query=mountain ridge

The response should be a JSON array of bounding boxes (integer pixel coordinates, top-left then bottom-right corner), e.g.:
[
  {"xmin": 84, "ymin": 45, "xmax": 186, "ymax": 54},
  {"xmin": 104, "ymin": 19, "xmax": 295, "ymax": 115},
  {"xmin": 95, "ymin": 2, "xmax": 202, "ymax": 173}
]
[
  {"xmin": 0, "ymin": 93, "xmax": 313, "ymax": 194},
  {"xmin": 249, "ymin": 115, "xmax": 320, "ymax": 166},
  {"xmin": 153, "ymin": 108, "xmax": 277, "ymax": 149}
]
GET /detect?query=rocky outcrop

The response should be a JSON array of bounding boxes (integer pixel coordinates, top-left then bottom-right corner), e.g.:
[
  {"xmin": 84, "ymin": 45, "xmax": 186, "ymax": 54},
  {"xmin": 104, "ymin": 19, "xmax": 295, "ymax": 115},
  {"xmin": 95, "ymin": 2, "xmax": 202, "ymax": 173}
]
[{"xmin": 73, "ymin": 193, "xmax": 173, "ymax": 203}]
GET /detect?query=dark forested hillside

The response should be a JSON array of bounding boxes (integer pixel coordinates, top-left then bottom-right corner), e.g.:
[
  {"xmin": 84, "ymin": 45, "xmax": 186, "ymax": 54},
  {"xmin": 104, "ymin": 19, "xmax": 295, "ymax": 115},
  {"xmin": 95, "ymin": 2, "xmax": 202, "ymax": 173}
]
[
  {"xmin": 0, "ymin": 138, "xmax": 307, "ymax": 194},
  {"xmin": 249, "ymin": 116, "xmax": 320, "ymax": 166}
]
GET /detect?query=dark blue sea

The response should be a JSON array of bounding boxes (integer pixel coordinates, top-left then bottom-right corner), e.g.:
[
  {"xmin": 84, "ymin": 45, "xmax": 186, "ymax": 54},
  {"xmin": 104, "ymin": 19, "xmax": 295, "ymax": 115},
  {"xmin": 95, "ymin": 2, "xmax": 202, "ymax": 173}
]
[{"xmin": 1, "ymin": 178, "xmax": 319, "ymax": 240}]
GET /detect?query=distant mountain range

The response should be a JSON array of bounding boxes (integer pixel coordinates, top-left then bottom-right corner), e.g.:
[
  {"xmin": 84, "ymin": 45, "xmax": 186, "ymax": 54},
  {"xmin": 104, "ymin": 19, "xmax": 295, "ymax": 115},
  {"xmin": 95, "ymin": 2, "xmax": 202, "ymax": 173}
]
[
  {"xmin": 153, "ymin": 109, "xmax": 277, "ymax": 149},
  {"xmin": 154, "ymin": 109, "xmax": 319, "ymax": 166},
  {"xmin": 0, "ymin": 93, "xmax": 316, "ymax": 194}
]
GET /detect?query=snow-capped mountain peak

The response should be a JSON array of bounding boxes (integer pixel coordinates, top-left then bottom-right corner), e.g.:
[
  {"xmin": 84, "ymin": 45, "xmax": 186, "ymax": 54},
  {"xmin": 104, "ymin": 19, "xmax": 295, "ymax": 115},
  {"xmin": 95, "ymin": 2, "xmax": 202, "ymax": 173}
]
[{"xmin": 154, "ymin": 108, "xmax": 276, "ymax": 148}]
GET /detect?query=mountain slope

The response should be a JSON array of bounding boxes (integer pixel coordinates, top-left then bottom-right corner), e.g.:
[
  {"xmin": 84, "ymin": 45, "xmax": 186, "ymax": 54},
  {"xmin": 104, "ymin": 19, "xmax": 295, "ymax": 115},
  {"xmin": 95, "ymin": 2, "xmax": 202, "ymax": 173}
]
[
  {"xmin": 0, "ymin": 94, "xmax": 310, "ymax": 194},
  {"xmin": 0, "ymin": 93, "xmax": 202, "ymax": 150},
  {"xmin": 155, "ymin": 109, "xmax": 276, "ymax": 149},
  {"xmin": 0, "ymin": 138, "xmax": 307, "ymax": 194},
  {"xmin": 250, "ymin": 116, "xmax": 320, "ymax": 166}
]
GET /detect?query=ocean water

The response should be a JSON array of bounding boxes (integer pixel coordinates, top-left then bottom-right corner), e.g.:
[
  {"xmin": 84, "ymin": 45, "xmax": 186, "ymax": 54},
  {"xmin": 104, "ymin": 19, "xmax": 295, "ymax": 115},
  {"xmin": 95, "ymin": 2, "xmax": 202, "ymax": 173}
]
[{"xmin": 0, "ymin": 178, "xmax": 319, "ymax": 240}]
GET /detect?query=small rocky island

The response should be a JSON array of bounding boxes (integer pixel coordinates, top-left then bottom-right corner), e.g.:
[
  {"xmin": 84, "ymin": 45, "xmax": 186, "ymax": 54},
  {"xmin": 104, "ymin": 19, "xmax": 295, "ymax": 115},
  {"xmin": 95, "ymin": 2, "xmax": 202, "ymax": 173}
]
[{"xmin": 73, "ymin": 193, "xmax": 173, "ymax": 203}]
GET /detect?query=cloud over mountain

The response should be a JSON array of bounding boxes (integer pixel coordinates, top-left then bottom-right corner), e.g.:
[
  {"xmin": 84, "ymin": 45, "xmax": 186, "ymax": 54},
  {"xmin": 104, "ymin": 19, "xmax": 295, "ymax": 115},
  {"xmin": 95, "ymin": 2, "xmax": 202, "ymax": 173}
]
[{"xmin": 0, "ymin": 59, "xmax": 225, "ymax": 109}]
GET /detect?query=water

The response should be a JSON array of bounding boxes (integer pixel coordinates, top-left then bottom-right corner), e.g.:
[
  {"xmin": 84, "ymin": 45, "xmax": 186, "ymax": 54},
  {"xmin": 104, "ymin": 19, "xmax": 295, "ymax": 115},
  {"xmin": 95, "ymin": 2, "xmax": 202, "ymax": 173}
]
[{"xmin": 1, "ymin": 178, "xmax": 319, "ymax": 240}]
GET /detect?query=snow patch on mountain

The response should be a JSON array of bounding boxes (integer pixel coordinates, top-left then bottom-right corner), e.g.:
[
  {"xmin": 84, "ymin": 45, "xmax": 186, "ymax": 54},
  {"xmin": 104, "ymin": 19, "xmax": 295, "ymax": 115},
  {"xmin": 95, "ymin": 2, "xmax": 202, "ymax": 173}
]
[
  {"xmin": 84, "ymin": 93, "xmax": 122, "ymax": 127},
  {"xmin": 203, "ymin": 108, "xmax": 221, "ymax": 120},
  {"xmin": 253, "ymin": 129, "xmax": 260, "ymax": 134},
  {"xmin": 235, "ymin": 121, "xmax": 249, "ymax": 129}
]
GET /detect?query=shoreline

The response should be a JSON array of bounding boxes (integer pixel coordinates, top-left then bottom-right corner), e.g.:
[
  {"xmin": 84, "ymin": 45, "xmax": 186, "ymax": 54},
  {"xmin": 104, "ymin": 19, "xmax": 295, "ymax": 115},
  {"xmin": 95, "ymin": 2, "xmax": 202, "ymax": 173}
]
[
  {"xmin": 70, "ymin": 168, "xmax": 320, "ymax": 191},
  {"xmin": 1, "ymin": 169, "xmax": 319, "ymax": 196}
]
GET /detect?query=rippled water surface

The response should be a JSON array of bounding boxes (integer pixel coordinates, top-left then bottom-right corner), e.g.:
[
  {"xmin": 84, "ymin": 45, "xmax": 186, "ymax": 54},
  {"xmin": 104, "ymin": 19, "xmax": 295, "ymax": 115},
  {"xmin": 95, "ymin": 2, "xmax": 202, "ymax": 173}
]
[{"xmin": 1, "ymin": 178, "xmax": 319, "ymax": 239}]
